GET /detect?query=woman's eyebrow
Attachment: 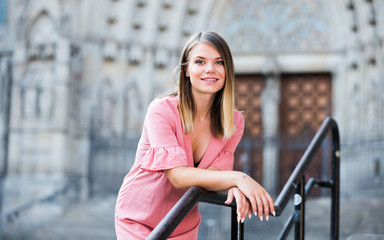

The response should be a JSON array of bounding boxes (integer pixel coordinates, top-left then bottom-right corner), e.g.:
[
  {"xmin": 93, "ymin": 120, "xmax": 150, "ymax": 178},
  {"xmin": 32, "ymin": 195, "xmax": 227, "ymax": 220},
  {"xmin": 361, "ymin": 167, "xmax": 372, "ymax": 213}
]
[{"xmin": 194, "ymin": 56, "xmax": 223, "ymax": 60}]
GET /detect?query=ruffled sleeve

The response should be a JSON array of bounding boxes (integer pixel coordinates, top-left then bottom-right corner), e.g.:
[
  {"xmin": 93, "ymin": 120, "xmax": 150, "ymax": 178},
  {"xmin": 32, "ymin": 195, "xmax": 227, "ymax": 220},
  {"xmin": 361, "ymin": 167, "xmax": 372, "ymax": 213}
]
[
  {"xmin": 139, "ymin": 98, "xmax": 189, "ymax": 172},
  {"xmin": 141, "ymin": 146, "xmax": 188, "ymax": 172}
]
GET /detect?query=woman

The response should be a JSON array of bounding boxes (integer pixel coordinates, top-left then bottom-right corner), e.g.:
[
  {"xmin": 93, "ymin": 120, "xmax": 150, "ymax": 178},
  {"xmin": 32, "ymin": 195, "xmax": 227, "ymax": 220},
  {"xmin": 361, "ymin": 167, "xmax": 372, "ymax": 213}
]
[{"xmin": 115, "ymin": 31, "xmax": 275, "ymax": 239}]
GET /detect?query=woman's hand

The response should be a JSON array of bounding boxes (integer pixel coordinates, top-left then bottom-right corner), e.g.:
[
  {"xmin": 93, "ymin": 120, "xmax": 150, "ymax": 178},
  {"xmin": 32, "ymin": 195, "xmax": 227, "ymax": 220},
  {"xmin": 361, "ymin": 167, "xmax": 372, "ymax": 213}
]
[
  {"xmin": 225, "ymin": 187, "xmax": 251, "ymax": 223},
  {"xmin": 165, "ymin": 166, "xmax": 275, "ymax": 221},
  {"xmin": 237, "ymin": 173, "xmax": 275, "ymax": 221}
]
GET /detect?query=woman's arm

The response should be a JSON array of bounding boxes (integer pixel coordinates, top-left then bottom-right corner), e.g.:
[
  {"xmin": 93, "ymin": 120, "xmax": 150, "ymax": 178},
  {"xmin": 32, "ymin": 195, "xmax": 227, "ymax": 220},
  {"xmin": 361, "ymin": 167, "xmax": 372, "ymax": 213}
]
[
  {"xmin": 208, "ymin": 166, "xmax": 252, "ymax": 222},
  {"xmin": 165, "ymin": 166, "xmax": 275, "ymax": 220},
  {"xmin": 165, "ymin": 167, "xmax": 240, "ymax": 191}
]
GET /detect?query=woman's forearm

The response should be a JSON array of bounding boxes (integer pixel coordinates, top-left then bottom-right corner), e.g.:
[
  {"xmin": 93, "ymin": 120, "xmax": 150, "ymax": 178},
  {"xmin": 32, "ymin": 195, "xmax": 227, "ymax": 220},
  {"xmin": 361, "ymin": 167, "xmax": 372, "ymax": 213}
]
[
  {"xmin": 165, "ymin": 166, "xmax": 243, "ymax": 191},
  {"xmin": 165, "ymin": 166, "xmax": 275, "ymax": 220}
]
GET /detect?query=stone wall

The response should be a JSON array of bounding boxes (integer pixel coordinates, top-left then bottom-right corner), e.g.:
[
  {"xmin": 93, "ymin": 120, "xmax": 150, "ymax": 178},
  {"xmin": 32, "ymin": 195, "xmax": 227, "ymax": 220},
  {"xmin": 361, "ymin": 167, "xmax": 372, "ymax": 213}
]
[{"xmin": 0, "ymin": 0, "xmax": 383, "ymax": 201}]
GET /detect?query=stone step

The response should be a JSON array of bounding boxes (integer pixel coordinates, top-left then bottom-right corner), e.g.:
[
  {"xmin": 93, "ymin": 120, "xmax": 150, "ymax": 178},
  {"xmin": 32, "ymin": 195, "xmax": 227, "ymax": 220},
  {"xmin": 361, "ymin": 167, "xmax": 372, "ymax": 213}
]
[
  {"xmin": 3, "ymin": 196, "xmax": 384, "ymax": 240},
  {"xmin": 347, "ymin": 234, "xmax": 384, "ymax": 240},
  {"xmin": 41, "ymin": 196, "xmax": 117, "ymax": 240},
  {"xmin": 3, "ymin": 196, "xmax": 117, "ymax": 240}
]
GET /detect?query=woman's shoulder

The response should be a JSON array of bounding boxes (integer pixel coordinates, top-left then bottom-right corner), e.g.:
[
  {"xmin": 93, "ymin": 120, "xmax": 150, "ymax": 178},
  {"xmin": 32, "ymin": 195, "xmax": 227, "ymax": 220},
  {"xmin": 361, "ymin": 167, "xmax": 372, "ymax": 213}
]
[
  {"xmin": 150, "ymin": 94, "xmax": 178, "ymax": 108},
  {"xmin": 148, "ymin": 94, "xmax": 179, "ymax": 117},
  {"xmin": 233, "ymin": 109, "xmax": 245, "ymax": 127}
]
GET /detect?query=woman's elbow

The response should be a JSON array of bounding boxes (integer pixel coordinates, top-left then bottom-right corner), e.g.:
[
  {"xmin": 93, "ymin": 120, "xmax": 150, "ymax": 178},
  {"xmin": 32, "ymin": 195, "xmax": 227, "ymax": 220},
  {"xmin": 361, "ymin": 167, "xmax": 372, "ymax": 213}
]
[
  {"xmin": 170, "ymin": 179, "xmax": 186, "ymax": 189},
  {"xmin": 165, "ymin": 167, "xmax": 190, "ymax": 189}
]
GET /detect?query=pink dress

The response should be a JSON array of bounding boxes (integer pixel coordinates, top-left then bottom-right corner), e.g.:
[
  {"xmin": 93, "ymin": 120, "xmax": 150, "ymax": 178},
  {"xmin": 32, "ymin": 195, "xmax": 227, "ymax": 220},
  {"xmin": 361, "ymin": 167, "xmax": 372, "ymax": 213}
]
[{"xmin": 115, "ymin": 95, "xmax": 244, "ymax": 239}]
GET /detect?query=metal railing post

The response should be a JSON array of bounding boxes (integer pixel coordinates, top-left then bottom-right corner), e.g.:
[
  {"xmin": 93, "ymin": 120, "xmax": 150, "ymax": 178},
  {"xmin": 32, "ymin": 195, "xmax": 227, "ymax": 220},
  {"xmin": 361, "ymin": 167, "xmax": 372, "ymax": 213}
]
[
  {"xmin": 294, "ymin": 176, "xmax": 305, "ymax": 240},
  {"xmin": 231, "ymin": 207, "xmax": 237, "ymax": 240},
  {"xmin": 331, "ymin": 124, "xmax": 340, "ymax": 240},
  {"xmin": 238, "ymin": 220, "xmax": 244, "ymax": 240},
  {"xmin": 231, "ymin": 208, "xmax": 244, "ymax": 240}
]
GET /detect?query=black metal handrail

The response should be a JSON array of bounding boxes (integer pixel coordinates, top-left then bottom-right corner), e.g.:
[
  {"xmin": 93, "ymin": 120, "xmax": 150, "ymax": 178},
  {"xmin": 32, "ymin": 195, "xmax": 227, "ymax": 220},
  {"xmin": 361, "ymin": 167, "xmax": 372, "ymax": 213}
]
[
  {"xmin": 147, "ymin": 187, "xmax": 243, "ymax": 240},
  {"xmin": 275, "ymin": 116, "xmax": 340, "ymax": 240},
  {"xmin": 147, "ymin": 117, "xmax": 340, "ymax": 240},
  {"xmin": 277, "ymin": 178, "xmax": 334, "ymax": 240}
]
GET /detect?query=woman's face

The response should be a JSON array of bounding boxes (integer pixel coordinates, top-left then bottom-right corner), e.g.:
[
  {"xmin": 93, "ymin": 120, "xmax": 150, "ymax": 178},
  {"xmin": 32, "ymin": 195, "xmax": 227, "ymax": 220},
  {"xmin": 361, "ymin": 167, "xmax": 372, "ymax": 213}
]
[{"xmin": 185, "ymin": 42, "xmax": 226, "ymax": 99}]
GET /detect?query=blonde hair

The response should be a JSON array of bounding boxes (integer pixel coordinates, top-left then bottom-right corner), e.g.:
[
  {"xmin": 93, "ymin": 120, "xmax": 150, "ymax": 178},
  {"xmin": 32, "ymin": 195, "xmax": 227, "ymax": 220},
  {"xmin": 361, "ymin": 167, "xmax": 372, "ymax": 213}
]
[{"xmin": 177, "ymin": 31, "xmax": 236, "ymax": 139}]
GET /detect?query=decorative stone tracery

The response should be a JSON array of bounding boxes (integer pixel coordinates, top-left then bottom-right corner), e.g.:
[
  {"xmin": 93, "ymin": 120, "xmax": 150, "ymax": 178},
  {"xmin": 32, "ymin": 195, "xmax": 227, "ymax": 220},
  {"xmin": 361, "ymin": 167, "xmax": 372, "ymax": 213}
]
[
  {"xmin": 216, "ymin": 0, "xmax": 331, "ymax": 53},
  {"xmin": 27, "ymin": 11, "xmax": 58, "ymax": 60}
]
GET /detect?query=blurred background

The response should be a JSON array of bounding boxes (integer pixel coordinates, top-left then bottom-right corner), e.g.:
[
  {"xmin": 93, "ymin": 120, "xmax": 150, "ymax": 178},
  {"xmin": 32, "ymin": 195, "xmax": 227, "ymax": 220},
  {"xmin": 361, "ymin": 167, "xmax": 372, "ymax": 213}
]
[{"xmin": 0, "ymin": 0, "xmax": 383, "ymax": 239}]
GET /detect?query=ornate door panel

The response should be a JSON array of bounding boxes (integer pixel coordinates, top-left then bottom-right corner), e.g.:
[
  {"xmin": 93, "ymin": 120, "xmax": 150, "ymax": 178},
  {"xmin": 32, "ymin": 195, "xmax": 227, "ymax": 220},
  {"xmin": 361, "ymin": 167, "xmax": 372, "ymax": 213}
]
[
  {"xmin": 234, "ymin": 75, "xmax": 265, "ymax": 183},
  {"xmin": 279, "ymin": 73, "xmax": 332, "ymax": 195}
]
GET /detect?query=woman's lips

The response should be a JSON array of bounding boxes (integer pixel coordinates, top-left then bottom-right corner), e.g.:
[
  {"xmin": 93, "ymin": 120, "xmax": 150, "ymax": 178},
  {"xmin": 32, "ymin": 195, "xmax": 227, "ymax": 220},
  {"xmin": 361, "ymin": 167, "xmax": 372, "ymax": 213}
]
[{"xmin": 201, "ymin": 78, "xmax": 218, "ymax": 83}]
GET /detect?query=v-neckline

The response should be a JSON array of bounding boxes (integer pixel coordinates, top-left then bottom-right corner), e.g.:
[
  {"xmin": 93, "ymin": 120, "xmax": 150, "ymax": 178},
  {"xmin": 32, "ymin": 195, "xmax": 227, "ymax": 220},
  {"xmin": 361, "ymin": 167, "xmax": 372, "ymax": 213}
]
[{"xmin": 186, "ymin": 134, "xmax": 213, "ymax": 167}]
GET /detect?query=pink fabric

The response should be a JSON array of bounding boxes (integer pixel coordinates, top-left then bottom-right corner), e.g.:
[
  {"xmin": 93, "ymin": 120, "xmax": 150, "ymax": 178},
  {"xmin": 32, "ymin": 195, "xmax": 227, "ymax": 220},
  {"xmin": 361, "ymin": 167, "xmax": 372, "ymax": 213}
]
[{"xmin": 115, "ymin": 95, "xmax": 244, "ymax": 239}]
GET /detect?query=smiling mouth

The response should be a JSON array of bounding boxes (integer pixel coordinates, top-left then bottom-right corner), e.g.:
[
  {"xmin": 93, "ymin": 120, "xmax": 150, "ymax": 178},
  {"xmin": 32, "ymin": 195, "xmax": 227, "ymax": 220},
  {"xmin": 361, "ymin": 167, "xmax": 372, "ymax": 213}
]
[{"xmin": 201, "ymin": 78, "xmax": 218, "ymax": 82}]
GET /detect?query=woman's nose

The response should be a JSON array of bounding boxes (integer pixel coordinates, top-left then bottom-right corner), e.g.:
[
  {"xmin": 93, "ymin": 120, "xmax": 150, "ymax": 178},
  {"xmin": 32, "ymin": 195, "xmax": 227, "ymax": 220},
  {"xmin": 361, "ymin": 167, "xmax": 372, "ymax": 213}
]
[{"xmin": 205, "ymin": 62, "xmax": 215, "ymax": 73}]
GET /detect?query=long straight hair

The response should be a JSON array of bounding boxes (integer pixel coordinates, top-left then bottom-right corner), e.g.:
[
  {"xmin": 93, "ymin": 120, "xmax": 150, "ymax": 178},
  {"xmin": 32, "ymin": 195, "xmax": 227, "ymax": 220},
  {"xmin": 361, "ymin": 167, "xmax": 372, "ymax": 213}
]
[{"xmin": 177, "ymin": 31, "xmax": 236, "ymax": 139}]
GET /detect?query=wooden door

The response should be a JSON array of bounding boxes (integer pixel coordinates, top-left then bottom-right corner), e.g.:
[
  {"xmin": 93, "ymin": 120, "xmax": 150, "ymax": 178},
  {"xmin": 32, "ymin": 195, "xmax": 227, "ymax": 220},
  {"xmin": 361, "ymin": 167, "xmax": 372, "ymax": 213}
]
[
  {"xmin": 234, "ymin": 74, "xmax": 265, "ymax": 183},
  {"xmin": 279, "ymin": 73, "xmax": 332, "ymax": 195}
]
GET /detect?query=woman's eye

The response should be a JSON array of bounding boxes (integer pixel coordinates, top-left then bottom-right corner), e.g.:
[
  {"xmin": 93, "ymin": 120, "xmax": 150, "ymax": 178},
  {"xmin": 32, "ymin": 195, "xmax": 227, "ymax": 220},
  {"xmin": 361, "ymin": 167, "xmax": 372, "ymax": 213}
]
[
  {"xmin": 216, "ymin": 61, "xmax": 224, "ymax": 65},
  {"xmin": 195, "ymin": 60, "xmax": 204, "ymax": 64}
]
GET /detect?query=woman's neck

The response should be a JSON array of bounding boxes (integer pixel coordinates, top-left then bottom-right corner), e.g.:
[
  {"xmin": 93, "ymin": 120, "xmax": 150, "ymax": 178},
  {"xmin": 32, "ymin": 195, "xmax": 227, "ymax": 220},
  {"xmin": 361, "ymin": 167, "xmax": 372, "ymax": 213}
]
[{"xmin": 194, "ymin": 94, "xmax": 213, "ymax": 121}]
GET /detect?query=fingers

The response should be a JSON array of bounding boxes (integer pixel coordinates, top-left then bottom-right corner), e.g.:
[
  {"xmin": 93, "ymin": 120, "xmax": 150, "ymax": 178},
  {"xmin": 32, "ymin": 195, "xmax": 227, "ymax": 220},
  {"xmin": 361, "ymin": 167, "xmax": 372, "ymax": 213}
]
[
  {"xmin": 235, "ymin": 189, "xmax": 247, "ymax": 222},
  {"xmin": 254, "ymin": 189, "xmax": 277, "ymax": 221},
  {"xmin": 225, "ymin": 188, "xmax": 234, "ymax": 205},
  {"xmin": 260, "ymin": 191, "xmax": 275, "ymax": 221},
  {"xmin": 267, "ymin": 193, "xmax": 276, "ymax": 217},
  {"xmin": 242, "ymin": 185, "xmax": 275, "ymax": 221},
  {"xmin": 256, "ymin": 195, "xmax": 264, "ymax": 221},
  {"xmin": 248, "ymin": 197, "xmax": 257, "ymax": 217},
  {"xmin": 236, "ymin": 174, "xmax": 276, "ymax": 222},
  {"xmin": 261, "ymin": 195, "xmax": 270, "ymax": 221},
  {"xmin": 232, "ymin": 187, "xmax": 251, "ymax": 223}
]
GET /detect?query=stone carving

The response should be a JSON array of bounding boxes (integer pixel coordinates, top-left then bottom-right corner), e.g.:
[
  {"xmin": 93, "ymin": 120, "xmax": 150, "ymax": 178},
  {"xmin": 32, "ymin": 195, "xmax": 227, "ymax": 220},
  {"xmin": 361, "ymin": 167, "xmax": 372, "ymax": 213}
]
[
  {"xmin": 99, "ymin": 79, "xmax": 116, "ymax": 135},
  {"xmin": 128, "ymin": 44, "xmax": 143, "ymax": 65},
  {"xmin": 365, "ymin": 64, "xmax": 380, "ymax": 135},
  {"xmin": 219, "ymin": 0, "xmax": 330, "ymax": 52},
  {"xmin": 21, "ymin": 71, "xmax": 38, "ymax": 119},
  {"xmin": 37, "ymin": 72, "xmax": 54, "ymax": 120},
  {"xmin": 29, "ymin": 12, "xmax": 58, "ymax": 45},
  {"xmin": 41, "ymin": 43, "xmax": 55, "ymax": 60},
  {"xmin": 154, "ymin": 48, "xmax": 168, "ymax": 68},
  {"xmin": 28, "ymin": 44, "xmax": 40, "ymax": 60},
  {"xmin": 124, "ymin": 81, "xmax": 143, "ymax": 133},
  {"xmin": 28, "ymin": 11, "xmax": 57, "ymax": 61},
  {"xmin": 346, "ymin": 0, "xmax": 358, "ymax": 33},
  {"xmin": 162, "ymin": 0, "xmax": 173, "ymax": 9},
  {"xmin": 132, "ymin": 2, "xmax": 144, "ymax": 30},
  {"xmin": 28, "ymin": 43, "xmax": 56, "ymax": 61},
  {"xmin": 21, "ymin": 70, "xmax": 55, "ymax": 121},
  {"xmin": 347, "ymin": 67, "xmax": 360, "ymax": 137},
  {"xmin": 103, "ymin": 41, "xmax": 118, "ymax": 61}
]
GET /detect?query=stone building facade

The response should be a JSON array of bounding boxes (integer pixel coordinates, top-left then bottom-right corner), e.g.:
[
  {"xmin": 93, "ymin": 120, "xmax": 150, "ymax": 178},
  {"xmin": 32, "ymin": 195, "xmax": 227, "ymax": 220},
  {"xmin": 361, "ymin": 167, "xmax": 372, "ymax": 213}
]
[{"xmin": 0, "ymin": 0, "xmax": 383, "ymax": 218}]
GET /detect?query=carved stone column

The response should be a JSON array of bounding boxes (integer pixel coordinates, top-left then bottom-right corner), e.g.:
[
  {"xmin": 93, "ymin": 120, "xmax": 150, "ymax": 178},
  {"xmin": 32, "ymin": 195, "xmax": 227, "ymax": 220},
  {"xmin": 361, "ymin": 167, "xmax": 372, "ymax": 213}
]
[{"xmin": 261, "ymin": 57, "xmax": 281, "ymax": 195}]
